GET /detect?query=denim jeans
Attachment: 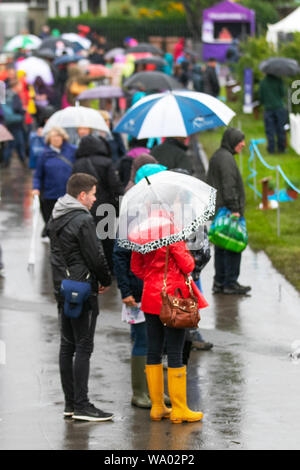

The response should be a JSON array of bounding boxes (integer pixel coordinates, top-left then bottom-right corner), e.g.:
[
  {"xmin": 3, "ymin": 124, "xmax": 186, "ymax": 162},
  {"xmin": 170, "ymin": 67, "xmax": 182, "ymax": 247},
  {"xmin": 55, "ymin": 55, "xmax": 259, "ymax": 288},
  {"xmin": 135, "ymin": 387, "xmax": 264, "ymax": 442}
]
[
  {"xmin": 264, "ymin": 108, "xmax": 286, "ymax": 153},
  {"xmin": 144, "ymin": 313, "xmax": 186, "ymax": 368},
  {"xmin": 3, "ymin": 126, "xmax": 26, "ymax": 164},
  {"xmin": 58, "ymin": 295, "xmax": 98, "ymax": 410},
  {"xmin": 214, "ymin": 245, "xmax": 241, "ymax": 288},
  {"xmin": 131, "ymin": 322, "xmax": 147, "ymax": 356}
]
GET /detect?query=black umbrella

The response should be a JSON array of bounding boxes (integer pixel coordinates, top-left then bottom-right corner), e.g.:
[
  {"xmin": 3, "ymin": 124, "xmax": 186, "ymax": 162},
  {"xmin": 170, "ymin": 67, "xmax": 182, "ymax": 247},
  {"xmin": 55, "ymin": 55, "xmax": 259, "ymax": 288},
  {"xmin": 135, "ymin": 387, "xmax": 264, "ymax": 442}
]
[
  {"xmin": 54, "ymin": 54, "xmax": 82, "ymax": 66},
  {"xmin": 34, "ymin": 48, "xmax": 56, "ymax": 60},
  {"xmin": 135, "ymin": 56, "xmax": 168, "ymax": 67},
  {"xmin": 123, "ymin": 71, "xmax": 183, "ymax": 91},
  {"xmin": 39, "ymin": 37, "xmax": 76, "ymax": 52},
  {"xmin": 259, "ymin": 57, "xmax": 300, "ymax": 77},
  {"xmin": 126, "ymin": 43, "xmax": 163, "ymax": 55}
]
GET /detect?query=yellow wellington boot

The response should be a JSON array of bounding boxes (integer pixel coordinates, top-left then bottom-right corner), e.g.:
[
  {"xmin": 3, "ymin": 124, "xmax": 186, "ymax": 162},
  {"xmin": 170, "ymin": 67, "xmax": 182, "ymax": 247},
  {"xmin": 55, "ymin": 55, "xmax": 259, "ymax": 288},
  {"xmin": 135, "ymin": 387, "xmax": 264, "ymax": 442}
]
[
  {"xmin": 145, "ymin": 364, "xmax": 172, "ymax": 421},
  {"xmin": 167, "ymin": 366, "xmax": 204, "ymax": 424}
]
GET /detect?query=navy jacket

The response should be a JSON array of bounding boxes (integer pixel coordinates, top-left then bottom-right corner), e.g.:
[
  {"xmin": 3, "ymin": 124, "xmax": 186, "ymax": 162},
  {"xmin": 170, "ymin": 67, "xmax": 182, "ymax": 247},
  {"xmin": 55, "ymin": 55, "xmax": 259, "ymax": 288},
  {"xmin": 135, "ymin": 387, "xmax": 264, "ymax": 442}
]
[
  {"xmin": 113, "ymin": 242, "xmax": 143, "ymax": 302},
  {"xmin": 33, "ymin": 142, "xmax": 76, "ymax": 199}
]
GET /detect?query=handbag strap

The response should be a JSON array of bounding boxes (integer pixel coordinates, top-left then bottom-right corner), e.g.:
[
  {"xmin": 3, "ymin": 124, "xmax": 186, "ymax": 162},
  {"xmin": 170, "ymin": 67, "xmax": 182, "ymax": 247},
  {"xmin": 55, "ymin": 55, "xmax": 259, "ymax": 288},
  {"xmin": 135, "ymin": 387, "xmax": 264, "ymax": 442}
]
[
  {"xmin": 163, "ymin": 245, "xmax": 194, "ymax": 297},
  {"xmin": 56, "ymin": 154, "xmax": 73, "ymax": 168},
  {"xmin": 163, "ymin": 246, "xmax": 170, "ymax": 291}
]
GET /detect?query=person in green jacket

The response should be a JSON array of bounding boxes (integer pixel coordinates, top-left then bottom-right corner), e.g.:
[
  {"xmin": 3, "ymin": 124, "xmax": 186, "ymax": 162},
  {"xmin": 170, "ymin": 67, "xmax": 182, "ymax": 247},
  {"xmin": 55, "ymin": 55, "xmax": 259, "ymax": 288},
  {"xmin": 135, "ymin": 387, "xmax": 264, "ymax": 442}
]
[{"xmin": 259, "ymin": 74, "xmax": 286, "ymax": 154}]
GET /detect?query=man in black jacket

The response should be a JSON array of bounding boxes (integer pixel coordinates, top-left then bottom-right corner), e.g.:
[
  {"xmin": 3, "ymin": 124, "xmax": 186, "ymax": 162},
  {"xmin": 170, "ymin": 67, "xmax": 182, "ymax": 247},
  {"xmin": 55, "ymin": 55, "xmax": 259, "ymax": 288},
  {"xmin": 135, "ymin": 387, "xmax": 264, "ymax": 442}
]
[
  {"xmin": 207, "ymin": 127, "xmax": 251, "ymax": 295},
  {"xmin": 47, "ymin": 173, "xmax": 113, "ymax": 421},
  {"xmin": 151, "ymin": 137, "xmax": 193, "ymax": 173},
  {"xmin": 203, "ymin": 58, "xmax": 220, "ymax": 98}
]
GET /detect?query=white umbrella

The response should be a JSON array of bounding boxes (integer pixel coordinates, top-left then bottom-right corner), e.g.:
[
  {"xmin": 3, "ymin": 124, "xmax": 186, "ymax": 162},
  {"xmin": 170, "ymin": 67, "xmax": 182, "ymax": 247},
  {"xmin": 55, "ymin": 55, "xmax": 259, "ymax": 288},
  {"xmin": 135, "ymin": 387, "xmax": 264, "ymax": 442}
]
[
  {"xmin": 114, "ymin": 90, "xmax": 236, "ymax": 138},
  {"xmin": 42, "ymin": 106, "xmax": 110, "ymax": 135},
  {"xmin": 62, "ymin": 33, "xmax": 91, "ymax": 50},
  {"xmin": 4, "ymin": 34, "xmax": 41, "ymax": 52},
  {"xmin": 28, "ymin": 195, "xmax": 40, "ymax": 269},
  {"xmin": 118, "ymin": 171, "xmax": 216, "ymax": 254},
  {"xmin": 15, "ymin": 57, "xmax": 54, "ymax": 85}
]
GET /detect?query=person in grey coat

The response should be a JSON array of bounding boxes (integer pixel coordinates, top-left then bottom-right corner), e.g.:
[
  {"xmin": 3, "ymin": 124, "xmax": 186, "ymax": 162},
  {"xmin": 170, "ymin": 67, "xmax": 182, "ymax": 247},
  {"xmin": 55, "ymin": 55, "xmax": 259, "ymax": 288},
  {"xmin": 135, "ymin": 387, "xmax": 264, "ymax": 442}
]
[{"xmin": 206, "ymin": 127, "xmax": 251, "ymax": 295}]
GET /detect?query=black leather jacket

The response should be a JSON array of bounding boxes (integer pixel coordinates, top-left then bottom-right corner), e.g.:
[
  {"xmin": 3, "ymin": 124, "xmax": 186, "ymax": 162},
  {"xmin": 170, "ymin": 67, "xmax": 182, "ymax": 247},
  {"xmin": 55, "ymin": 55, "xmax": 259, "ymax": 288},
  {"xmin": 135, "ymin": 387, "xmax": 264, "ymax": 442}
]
[{"xmin": 47, "ymin": 208, "xmax": 111, "ymax": 294}]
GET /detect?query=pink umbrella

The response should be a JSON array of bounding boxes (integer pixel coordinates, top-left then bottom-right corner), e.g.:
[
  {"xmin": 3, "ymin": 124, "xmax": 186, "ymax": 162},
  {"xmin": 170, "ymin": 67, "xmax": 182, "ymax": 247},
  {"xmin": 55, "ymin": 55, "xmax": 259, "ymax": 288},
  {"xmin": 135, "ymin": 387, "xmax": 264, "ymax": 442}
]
[{"xmin": 0, "ymin": 125, "xmax": 13, "ymax": 142}]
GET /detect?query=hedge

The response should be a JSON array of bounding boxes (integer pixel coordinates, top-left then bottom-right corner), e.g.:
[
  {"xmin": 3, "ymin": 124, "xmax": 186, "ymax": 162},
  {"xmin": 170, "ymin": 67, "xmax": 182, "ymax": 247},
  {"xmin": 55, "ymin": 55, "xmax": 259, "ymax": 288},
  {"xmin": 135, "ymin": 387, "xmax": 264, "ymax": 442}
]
[{"xmin": 48, "ymin": 16, "xmax": 190, "ymax": 47}]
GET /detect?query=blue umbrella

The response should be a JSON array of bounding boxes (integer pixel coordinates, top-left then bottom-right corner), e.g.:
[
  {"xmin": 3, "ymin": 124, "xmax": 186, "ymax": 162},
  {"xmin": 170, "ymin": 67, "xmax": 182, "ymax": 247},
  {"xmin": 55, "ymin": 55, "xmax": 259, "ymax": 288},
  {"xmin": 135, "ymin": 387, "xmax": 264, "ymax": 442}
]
[
  {"xmin": 54, "ymin": 54, "xmax": 82, "ymax": 66},
  {"xmin": 114, "ymin": 90, "xmax": 235, "ymax": 138},
  {"xmin": 135, "ymin": 163, "xmax": 167, "ymax": 184}
]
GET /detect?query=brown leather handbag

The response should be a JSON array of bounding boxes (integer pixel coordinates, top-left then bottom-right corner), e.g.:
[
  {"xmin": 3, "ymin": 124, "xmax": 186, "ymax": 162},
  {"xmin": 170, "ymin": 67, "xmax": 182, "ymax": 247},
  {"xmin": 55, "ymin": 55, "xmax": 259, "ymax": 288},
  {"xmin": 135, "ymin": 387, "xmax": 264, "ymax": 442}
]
[{"xmin": 159, "ymin": 246, "xmax": 200, "ymax": 329}]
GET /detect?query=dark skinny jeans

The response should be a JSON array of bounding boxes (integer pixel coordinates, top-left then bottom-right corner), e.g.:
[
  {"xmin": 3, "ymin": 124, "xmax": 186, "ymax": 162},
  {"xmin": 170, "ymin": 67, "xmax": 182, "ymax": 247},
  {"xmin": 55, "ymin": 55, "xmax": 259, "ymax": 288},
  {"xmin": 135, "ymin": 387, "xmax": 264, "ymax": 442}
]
[
  {"xmin": 145, "ymin": 313, "xmax": 186, "ymax": 368},
  {"xmin": 58, "ymin": 295, "xmax": 98, "ymax": 410}
]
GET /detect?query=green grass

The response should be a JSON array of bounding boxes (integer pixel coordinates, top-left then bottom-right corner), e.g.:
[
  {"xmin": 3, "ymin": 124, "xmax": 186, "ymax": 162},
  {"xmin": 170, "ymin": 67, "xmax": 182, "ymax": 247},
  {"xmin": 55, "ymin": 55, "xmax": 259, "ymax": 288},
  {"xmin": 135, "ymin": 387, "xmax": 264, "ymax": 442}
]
[{"xmin": 200, "ymin": 102, "xmax": 300, "ymax": 292}]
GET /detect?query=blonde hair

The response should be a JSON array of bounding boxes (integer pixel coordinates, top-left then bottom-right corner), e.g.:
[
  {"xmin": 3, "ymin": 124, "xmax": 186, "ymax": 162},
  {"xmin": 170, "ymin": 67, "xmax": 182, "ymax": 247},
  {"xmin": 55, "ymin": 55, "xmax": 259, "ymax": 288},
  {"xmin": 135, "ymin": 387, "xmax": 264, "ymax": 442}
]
[
  {"xmin": 45, "ymin": 126, "xmax": 69, "ymax": 144},
  {"xmin": 99, "ymin": 110, "xmax": 110, "ymax": 122}
]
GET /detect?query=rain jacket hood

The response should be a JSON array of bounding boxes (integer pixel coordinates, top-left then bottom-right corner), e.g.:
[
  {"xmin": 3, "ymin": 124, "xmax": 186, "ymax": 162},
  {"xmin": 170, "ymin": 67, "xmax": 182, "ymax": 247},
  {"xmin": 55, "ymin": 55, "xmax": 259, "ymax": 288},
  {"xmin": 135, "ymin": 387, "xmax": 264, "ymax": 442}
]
[
  {"xmin": 52, "ymin": 193, "xmax": 89, "ymax": 220},
  {"xmin": 221, "ymin": 127, "xmax": 245, "ymax": 155},
  {"xmin": 76, "ymin": 135, "xmax": 111, "ymax": 159}
]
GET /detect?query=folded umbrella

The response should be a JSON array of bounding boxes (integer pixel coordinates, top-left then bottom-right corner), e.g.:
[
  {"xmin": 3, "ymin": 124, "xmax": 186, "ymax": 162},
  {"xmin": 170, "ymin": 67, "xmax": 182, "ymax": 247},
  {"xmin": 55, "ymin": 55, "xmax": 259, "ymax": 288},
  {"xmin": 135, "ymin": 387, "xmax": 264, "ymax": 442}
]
[
  {"xmin": 28, "ymin": 195, "xmax": 41, "ymax": 270},
  {"xmin": 259, "ymin": 57, "xmax": 300, "ymax": 77},
  {"xmin": 118, "ymin": 170, "xmax": 216, "ymax": 254},
  {"xmin": 114, "ymin": 90, "xmax": 235, "ymax": 138},
  {"xmin": 42, "ymin": 106, "xmax": 110, "ymax": 135},
  {"xmin": 123, "ymin": 71, "xmax": 183, "ymax": 91}
]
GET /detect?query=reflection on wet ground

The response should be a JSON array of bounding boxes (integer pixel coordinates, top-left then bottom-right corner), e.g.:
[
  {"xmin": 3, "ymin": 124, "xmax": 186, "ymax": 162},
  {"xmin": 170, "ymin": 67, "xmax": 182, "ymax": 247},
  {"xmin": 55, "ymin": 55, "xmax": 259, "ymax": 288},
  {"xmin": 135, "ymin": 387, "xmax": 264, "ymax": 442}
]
[{"xmin": 1, "ymin": 160, "xmax": 300, "ymax": 450}]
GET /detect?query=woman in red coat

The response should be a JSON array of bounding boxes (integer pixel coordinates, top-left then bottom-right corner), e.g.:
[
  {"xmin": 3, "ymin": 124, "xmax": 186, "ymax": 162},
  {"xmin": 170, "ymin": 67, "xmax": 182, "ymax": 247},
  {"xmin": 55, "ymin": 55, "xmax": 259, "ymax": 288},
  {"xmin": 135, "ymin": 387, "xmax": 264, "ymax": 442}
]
[{"xmin": 131, "ymin": 241, "xmax": 204, "ymax": 424}]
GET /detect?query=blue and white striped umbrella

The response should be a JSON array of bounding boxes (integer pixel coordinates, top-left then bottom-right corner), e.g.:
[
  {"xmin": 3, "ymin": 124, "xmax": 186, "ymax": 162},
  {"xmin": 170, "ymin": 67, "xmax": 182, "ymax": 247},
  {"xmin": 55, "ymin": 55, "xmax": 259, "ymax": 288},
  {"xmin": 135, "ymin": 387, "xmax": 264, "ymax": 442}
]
[{"xmin": 114, "ymin": 90, "xmax": 235, "ymax": 138}]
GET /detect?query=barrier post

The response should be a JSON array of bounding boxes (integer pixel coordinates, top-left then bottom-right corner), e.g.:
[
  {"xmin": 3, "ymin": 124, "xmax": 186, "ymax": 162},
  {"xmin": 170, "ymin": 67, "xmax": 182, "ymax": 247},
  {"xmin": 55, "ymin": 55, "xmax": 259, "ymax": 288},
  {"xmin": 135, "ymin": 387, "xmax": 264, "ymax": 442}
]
[
  {"xmin": 253, "ymin": 149, "xmax": 257, "ymax": 200},
  {"xmin": 276, "ymin": 166, "xmax": 280, "ymax": 237}
]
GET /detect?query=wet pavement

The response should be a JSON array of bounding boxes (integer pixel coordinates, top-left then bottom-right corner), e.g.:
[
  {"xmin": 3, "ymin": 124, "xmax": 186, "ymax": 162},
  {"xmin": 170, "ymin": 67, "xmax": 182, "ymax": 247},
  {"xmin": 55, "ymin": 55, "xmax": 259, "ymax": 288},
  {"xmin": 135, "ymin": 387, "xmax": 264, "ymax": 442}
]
[{"xmin": 1, "ymin": 161, "xmax": 300, "ymax": 450}]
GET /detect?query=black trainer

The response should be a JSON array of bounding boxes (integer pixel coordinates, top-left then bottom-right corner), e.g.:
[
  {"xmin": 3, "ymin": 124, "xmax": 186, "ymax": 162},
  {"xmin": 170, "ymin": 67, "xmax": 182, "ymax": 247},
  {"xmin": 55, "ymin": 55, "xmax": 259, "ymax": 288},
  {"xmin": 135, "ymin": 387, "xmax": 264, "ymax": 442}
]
[
  {"xmin": 212, "ymin": 282, "xmax": 223, "ymax": 294},
  {"xmin": 223, "ymin": 283, "xmax": 251, "ymax": 295},
  {"xmin": 234, "ymin": 282, "xmax": 251, "ymax": 293},
  {"xmin": 64, "ymin": 404, "xmax": 74, "ymax": 418},
  {"xmin": 73, "ymin": 403, "xmax": 114, "ymax": 422}
]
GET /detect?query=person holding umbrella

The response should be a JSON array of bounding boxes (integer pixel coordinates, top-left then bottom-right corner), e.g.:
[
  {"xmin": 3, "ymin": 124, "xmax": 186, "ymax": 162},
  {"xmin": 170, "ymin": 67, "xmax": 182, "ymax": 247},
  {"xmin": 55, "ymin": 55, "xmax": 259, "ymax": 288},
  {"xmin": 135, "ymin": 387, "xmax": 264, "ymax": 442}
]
[
  {"xmin": 118, "ymin": 170, "xmax": 216, "ymax": 423},
  {"xmin": 259, "ymin": 73, "xmax": 286, "ymax": 154},
  {"xmin": 130, "ymin": 233, "xmax": 205, "ymax": 424},
  {"xmin": 258, "ymin": 57, "xmax": 300, "ymax": 154}
]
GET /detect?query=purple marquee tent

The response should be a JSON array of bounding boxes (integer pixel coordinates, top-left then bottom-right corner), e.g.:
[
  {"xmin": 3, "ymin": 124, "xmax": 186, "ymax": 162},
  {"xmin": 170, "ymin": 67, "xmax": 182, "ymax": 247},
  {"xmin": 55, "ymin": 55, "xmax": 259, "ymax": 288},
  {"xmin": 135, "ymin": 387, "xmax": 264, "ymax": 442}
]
[{"xmin": 202, "ymin": 0, "xmax": 255, "ymax": 63}]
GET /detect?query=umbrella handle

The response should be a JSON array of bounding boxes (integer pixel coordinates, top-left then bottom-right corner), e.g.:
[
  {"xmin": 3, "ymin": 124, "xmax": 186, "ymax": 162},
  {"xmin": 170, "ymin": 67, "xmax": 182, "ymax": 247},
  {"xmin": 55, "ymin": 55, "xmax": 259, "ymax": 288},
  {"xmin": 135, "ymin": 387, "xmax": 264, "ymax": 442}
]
[{"xmin": 28, "ymin": 195, "xmax": 41, "ymax": 267}]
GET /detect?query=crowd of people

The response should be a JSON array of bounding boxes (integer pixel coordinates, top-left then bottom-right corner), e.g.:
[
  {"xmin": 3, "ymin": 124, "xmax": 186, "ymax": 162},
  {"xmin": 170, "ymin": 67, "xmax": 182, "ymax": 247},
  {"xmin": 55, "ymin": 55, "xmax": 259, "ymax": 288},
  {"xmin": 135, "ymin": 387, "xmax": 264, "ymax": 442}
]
[{"xmin": 0, "ymin": 27, "xmax": 252, "ymax": 424}]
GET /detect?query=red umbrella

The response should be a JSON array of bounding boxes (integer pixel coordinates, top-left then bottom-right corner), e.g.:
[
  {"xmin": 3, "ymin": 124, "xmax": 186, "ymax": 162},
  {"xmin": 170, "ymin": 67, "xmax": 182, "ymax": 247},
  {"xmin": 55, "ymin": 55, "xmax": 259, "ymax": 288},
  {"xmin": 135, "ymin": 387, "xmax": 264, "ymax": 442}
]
[{"xmin": 87, "ymin": 64, "xmax": 110, "ymax": 78}]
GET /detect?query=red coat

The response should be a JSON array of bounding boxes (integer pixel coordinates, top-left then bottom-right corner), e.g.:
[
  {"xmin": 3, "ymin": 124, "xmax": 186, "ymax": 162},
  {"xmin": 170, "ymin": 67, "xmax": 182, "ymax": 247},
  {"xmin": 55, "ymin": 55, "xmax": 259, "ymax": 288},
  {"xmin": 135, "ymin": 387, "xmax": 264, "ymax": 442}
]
[{"xmin": 131, "ymin": 241, "xmax": 205, "ymax": 315}]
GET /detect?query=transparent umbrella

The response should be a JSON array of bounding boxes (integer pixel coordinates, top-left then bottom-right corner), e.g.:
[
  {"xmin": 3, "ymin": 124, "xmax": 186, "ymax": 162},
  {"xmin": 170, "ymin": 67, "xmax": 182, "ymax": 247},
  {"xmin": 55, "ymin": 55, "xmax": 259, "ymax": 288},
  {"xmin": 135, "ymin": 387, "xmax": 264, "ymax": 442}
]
[
  {"xmin": 42, "ymin": 106, "xmax": 110, "ymax": 135},
  {"xmin": 117, "ymin": 171, "xmax": 216, "ymax": 253}
]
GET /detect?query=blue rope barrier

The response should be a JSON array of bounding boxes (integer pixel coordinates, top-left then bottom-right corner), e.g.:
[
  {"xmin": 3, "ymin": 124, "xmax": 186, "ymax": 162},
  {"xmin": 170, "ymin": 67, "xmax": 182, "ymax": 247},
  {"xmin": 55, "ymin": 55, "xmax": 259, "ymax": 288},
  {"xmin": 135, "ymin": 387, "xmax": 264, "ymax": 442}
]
[{"xmin": 247, "ymin": 139, "xmax": 300, "ymax": 196}]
